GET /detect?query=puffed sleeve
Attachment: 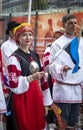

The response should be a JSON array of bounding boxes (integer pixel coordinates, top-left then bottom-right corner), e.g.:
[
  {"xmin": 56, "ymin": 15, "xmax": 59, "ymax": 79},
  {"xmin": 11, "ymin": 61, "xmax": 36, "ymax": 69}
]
[
  {"xmin": 49, "ymin": 44, "xmax": 67, "ymax": 80},
  {"xmin": 7, "ymin": 56, "xmax": 30, "ymax": 94},
  {"xmin": 40, "ymin": 66, "xmax": 53, "ymax": 106},
  {"xmin": 43, "ymin": 46, "xmax": 50, "ymax": 72}
]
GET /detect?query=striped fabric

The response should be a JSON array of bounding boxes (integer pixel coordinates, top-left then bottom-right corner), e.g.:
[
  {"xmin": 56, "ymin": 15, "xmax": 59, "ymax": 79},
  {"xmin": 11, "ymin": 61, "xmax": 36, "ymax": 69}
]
[{"xmin": 43, "ymin": 46, "xmax": 51, "ymax": 72}]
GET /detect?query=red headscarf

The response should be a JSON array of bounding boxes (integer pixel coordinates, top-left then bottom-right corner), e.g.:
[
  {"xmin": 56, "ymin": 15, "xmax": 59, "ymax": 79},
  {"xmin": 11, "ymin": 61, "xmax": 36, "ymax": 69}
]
[{"xmin": 14, "ymin": 23, "xmax": 33, "ymax": 45}]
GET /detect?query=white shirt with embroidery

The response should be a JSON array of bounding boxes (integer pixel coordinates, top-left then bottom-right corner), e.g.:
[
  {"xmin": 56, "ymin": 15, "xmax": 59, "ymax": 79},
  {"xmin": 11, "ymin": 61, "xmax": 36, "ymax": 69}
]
[
  {"xmin": 0, "ymin": 77, "xmax": 6, "ymax": 113},
  {"xmin": 49, "ymin": 35, "xmax": 83, "ymax": 103},
  {"xmin": 1, "ymin": 37, "xmax": 18, "ymax": 64}
]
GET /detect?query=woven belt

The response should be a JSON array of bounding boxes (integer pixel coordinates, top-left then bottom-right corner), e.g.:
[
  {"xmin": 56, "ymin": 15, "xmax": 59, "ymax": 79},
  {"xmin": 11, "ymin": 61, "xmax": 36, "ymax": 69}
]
[{"xmin": 56, "ymin": 80, "xmax": 81, "ymax": 86}]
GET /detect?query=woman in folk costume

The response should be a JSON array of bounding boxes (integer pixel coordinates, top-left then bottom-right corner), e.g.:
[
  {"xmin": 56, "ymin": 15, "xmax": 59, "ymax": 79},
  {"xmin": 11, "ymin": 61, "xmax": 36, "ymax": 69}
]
[{"xmin": 6, "ymin": 23, "xmax": 53, "ymax": 130}]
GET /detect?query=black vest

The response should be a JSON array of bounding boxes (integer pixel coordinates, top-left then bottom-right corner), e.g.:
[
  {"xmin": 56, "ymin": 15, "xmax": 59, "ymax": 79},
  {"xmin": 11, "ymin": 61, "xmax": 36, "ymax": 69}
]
[{"xmin": 13, "ymin": 48, "xmax": 41, "ymax": 76}]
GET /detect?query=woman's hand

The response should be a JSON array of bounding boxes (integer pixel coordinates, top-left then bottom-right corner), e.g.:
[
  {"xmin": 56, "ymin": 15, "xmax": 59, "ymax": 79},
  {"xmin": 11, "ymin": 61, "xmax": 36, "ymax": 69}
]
[{"xmin": 32, "ymin": 71, "xmax": 44, "ymax": 80}]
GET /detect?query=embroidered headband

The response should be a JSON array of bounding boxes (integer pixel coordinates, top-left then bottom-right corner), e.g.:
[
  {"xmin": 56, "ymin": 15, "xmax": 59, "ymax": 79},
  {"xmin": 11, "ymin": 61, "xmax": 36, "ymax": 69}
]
[{"xmin": 14, "ymin": 23, "xmax": 33, "ymax": 45}]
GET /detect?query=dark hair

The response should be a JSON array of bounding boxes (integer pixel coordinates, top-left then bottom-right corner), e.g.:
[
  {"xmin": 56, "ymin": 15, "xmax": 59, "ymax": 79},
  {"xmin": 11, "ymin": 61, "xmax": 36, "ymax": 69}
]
[
  {"xmin": 6, "ymin": 21, "xmax": 20, "ymax": 35},
  {"xmin": 62, "ymin": 14, "xmax": 77, "ymax": 24}
]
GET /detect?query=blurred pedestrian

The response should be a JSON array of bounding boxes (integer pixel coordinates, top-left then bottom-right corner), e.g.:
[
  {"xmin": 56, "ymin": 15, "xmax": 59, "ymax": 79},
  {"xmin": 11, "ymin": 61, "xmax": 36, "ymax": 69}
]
[
  {"xmin": 77, "ymin": 29, "xmax": 83, "ymax": 129},
  {"xmin": 43, "ymin": 29, "xmax": 64, "ymax": 129},
  {"xmin": 0, "ymin": 49, "xmax": 6, "ymax": 130}
]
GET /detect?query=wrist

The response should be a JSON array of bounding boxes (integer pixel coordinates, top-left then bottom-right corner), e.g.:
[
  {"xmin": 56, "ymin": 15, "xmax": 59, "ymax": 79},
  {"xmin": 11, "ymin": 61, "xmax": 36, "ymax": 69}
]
[{"xmin": 26, "ymin": 75, "xmax": 34, "ymax": 83}]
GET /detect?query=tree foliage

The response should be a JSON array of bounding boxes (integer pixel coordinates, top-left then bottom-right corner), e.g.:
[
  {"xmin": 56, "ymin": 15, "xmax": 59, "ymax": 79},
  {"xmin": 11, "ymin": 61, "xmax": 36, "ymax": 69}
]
[{"xmin": 32, "ymin": 0, "xmax": 48, "ymax": 10}]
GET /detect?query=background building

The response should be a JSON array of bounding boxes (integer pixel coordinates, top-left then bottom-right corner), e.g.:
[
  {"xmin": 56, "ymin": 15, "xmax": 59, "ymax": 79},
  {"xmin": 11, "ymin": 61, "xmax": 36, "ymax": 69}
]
[
  {"xmin": 2, "ymin": 0, "xmax": 83, "ymax": 14},
  {"xmin": 0, "ymin": 0, "xmax": 83, "ymax": 59}
]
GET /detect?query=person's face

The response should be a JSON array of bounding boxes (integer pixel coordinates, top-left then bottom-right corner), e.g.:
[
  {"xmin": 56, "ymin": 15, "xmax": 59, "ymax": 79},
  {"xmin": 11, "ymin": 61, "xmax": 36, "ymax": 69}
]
[
  {"xmin": 18, "ymin": 31, "xmax": 33, "ymax": 48},
  {"xmin": 63, "ymin": 18, "xmax": 77, "ymax": 36},
  {"xmin": 9, "ymin": 29, "xmax": 15, "ymax": 40}
]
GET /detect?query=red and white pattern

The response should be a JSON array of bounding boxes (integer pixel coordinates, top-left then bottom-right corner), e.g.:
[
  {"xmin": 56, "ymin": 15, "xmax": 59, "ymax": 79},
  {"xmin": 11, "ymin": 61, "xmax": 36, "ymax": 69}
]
[
  {"xmin": 49, "ymin": 35, "xmax": 83, "ymax": 103},
  {"xmin": 6, "ymin": 54, "xmax": 52, "ymax": 130},
  {"xmin": 43, "ymin": 46, "xmax": 50, "ymax": 72},
  {"xmin": 0, "ymin": 50, "xmax": 6, "ymax": 114}
]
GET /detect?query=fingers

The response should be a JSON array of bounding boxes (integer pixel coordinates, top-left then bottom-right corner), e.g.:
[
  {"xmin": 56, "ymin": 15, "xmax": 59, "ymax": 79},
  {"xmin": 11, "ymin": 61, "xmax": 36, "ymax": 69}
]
[
  {"xmin": 32, "ymin": 71, "xmax": 44, "ymax": 80},
  {"xmin": 63, "ymin": 65, "xmax": 71, "ymax": 72},
  {"xmin": 38, "ymin": 74, "xmax": 41, "ymax": 80},
  {"xmin": 37, "ymin": 71, "xmax": 44, "ymax": 80}
]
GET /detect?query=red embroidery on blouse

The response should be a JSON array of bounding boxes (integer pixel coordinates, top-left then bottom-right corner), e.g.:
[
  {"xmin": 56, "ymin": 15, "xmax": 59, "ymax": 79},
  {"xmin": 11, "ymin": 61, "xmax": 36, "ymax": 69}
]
[{"xmin": 29, "ymin": 56, "xmax": 33, "ymax": 61}]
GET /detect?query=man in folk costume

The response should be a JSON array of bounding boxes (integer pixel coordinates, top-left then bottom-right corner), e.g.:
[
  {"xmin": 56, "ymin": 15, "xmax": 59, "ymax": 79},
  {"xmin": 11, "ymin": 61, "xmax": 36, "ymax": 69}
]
[
  {"xmin": 49, "ymin": 14, "xmax": 83, "ymax": 130},
  {"xmin": 1, "ymin": 21, "xmax": 20, "ymax": 99},
  {"xmin": 1, "ymin": 21, "xmax": 20, "ymax": 65},
  {"xmin": 0, "ymin": 49, "xmax": 7, "ymax": 130}
]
